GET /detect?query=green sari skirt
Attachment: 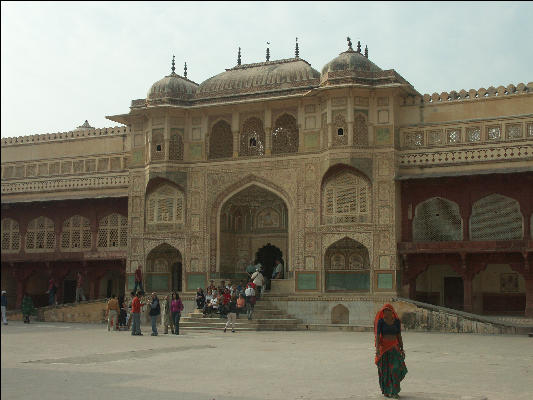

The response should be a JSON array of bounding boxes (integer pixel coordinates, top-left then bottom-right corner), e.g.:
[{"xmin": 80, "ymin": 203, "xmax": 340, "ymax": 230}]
[{"xmin": 377, "ymin": 347, "xmax": 407, "ymax": 396}]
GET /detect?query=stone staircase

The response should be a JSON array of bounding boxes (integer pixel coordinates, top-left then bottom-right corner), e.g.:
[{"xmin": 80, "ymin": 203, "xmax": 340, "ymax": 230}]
[{"xmin": 180, "ymin": 298, "xmax": 302, "ymax": 331}]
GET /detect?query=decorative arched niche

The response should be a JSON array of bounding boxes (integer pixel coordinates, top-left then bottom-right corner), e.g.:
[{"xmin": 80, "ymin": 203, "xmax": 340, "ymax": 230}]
[{"xmin": 324, "ymin": 236, "xmax": 370, "ymax": 292}]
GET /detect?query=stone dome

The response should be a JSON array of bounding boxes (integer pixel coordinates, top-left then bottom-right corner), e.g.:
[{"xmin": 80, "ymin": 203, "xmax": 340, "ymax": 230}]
[
  {"xmin": 147, "ymin": 72, "xmax": 198, "ymax": 101},
  {"xmin": 320, "ymin": 46, "xmax": 382, "ymax": 86},
  {"xmin": 197, "ymin": 58, "xmax": 320, "ymax": 99}
]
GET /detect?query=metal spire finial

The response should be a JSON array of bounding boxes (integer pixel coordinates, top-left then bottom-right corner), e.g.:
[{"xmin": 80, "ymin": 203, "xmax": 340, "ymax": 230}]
[
  {"xmin": 237, "ymin": 47, "xmax": 241, "ymax": 66},
  {"xmin": 357, "ymin": 41, "xmax": 361, "ymax": 53},
  {"xmin": 347, "ymin": 37, "xmax": 353, "ymax": 51},
  {"xmin": 295, "ymin": 37, "xmax": 299, "ymax": 58},
  {"xmin": 184, "ymin": 62, "xmax": 187, "ymax": 78},
  {"xmin": 266, "ymin": 42, "xmax": 270, "ymax": 61},
  {"xmin": 171, "ymin": 55, "xmax": 175, "ymax": 74},
  {"xmin": 364, "ymin": 45, "xmax": 368, "ymax": 58}
]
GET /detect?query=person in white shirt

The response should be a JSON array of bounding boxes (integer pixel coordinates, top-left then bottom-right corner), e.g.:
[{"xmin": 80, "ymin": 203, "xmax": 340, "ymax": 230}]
[
  {"xmin": 244, "ymin": 284, "xmax": 256, "ymax": 320},
  {"xmin": 251, "ymin": 268, "xmax": 265, "ymax": 299}
]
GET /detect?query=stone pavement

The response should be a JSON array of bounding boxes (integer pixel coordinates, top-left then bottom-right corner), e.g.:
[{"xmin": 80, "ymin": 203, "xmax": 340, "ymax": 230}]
[{"xmin": 1, "ymin": 321, "xmax": 532, "ymax": 400}]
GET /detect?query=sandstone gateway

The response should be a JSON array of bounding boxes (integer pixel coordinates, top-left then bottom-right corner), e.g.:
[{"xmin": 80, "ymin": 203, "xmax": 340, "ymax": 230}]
[{"xmin": 1, "ymin": 39, "xmax": 532, "ymax": 325}]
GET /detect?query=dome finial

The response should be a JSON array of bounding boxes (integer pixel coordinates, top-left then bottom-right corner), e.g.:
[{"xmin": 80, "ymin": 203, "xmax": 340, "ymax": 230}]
[
  {"xmin": 266, "ymin": 42, "xmax": 270, "ymax": 61},
  {"xmin": 295, "ymin": 37, "xmax": 299, "ymax": 58},
  {"xmin": 171, "ymin": 55, "xmax": 175, "ymax": 74},
  {"xmin": 347, "ymin": 37, "xmax": 353, "ymax": 51},
  {"xmin": 364, "ymin": 45, "xmax": 368, "ymax": 58},
  {"xmin": 184, "ymin": 62, "xmax": 187, "ymax": 78},
  {"xmin": 357, "ymin": 41, "xmax": 361, "ymax": 53},
  {"xmin": 237, "ymin": 47, "xmax": 241, "ymax": 66}
]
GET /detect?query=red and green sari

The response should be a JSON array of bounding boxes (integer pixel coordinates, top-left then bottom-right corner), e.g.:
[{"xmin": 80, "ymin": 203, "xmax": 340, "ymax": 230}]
[{"xmin": 374, "ymin": 304, "xmax": 407, "ymax": 397}]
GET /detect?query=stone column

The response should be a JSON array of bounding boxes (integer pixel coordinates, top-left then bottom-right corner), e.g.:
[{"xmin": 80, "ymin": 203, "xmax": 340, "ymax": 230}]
[
  {"xmin": 264, "ymin": 108, "xmax": 272, "ymax": 155},
  {"xmin": 408, "ymin": 277, "xmax": 417, "ymax": 300},
  {"xmin": 347, "ymin": 94, "xmax": 354, "ymax": 146},
  {"xmin": 525, "ymin": 278, "xmax": 533, "ymax": 318},
  {"xmin": 460, "ymin": 207, "xmax": 471, "ymax": 241},
  {"xmin": 326, "ymin": 98, "xmax": 332, "ymax": 148},
  {"xmin": 463, "ymin": 275, "xmax": 473, "ymax": 313}
]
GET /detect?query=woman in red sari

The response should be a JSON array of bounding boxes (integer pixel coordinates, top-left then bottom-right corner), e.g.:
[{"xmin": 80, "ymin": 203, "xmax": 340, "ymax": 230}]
[{"xmin": 374, "ymin": 303, "xmax": 407, "ymax": 398}]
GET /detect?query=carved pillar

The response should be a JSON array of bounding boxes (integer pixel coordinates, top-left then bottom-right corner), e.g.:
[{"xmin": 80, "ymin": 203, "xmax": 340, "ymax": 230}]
[
  {"xmin": 408, "ymin": 277, "xmax": 417, "ymax": 300},
  {"xmin": 525, "ymin": 278, "xmax": 533, "ymax": 318},
  {"xmin": 232, "ymin": 130, "xmax": 239, "ymax": 158},
  {"xmin": 264, "ymin": 108, "xmax": 272, "ymax": 155},
  {"xmin": 347, "ymin": 94, "xmax": 354, "ymax": 146},
  {"xmin": 13, "ymin": 266, "xmax": 33, "ymax": 308},
  {"xmin": 460, "ymin": 208, "xmax": 471, "ymax": 241},
  {"xmin": 326, "ymin": 98, "xmax": 332, "ymax": 148},
  {"xmin": 463, "ymin": 275, "xmax": 473, "ymax": 313}
]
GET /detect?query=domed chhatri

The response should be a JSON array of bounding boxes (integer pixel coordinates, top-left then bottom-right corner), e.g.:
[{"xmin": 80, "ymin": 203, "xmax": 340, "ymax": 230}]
[
  {"xmin": 197, "ymin": 58, "xmax": 320, "ymax": 99},
  {"xmin": 147, "ymin": 56, "xmax": 198, "ymax": 102},
  {"xmin": 321, "ymin": 38, "xmax": 382, "ymax": 85}
]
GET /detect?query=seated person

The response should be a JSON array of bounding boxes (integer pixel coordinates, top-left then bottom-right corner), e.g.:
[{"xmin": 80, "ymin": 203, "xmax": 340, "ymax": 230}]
[
  {"xmin": 196, "ymin": 288, "xmax": 205, "ymax": 309},
  {"xmin": 236, "ymin": 294, "xmax": 246, "ymax": 318},
  {"xmin": 272, "ymin": 259, "xmax": 284, "ymax": 280}
]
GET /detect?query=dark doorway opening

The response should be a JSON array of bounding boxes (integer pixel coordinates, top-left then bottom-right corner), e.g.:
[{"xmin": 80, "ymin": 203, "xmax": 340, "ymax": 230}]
[
  {"xmin": 63, "ymin": 280, "xmax": 76, "ymax": 304},
  {"xmin": 444, "ymin": 277, "xmax": 464, "ymax": 310},
  {"xmin": 255, "ymin": 243, "xmax": 283, "ymax": 287},
  {"xmin": 172, "ymin": 262, "xmax": 182, "ymax": 292},
  {"xmin": 106, "ymin": 279, "xmax": 113, "ymax": 298}
]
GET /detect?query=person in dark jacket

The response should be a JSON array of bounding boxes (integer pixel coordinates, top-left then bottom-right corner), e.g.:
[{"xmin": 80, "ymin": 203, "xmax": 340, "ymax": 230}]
[
  {"xmin": 1, "ymin": 290, "xmax": 8, "ymax": 325},
  {"xmin": 22, "ymin": 292, "xmax": 35, "ymax": 324},
  {"xmin": 195, "ymin": 288, "xmax": 205, "ymax": 309},
  {"xmin": 224, "ymin": 295, "xmax": 238, "ymax": 333},
  {"xmin": 149, "ymin": 292, "xmax": 161, "ymax": 336}
]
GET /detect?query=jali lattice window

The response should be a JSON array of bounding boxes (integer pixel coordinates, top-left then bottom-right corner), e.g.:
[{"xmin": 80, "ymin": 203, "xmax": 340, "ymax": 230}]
[
  {"xmin": 240, "ymin": 117, "xmax": 265, "ymax": 156},
  {"xmin": 470, "ymin": 194, "xmax": 523, "ymax": 240},
  {"xmin": 506, "ymin": 124, "xmax": 522, "ymax": 139},
  {"xmin": 333, "ymin": 113, "xmax": 347, "ymax": 146},
  {"xmin": 26, "ymin": 216, "xmax": 55, "ymax": 251},
  {"xmin": 323, "ymin": 171, "xmax": 370, "ymax": 224},
  {"xmin": 98, "ymin": 213, "xmax": 128, "ymax": 249},
  {"xmin": 272, "ymin": 114, "xmax": 298, "ymax": 154},
  {"xmin": 146, "ymin": 185, "xmax": 184, "ymax": 225},
  {"xmin": 487, "ymin": 126, "xmax": 501, "ymax": 141},
  {"xmin": 151, "ymin": 130, "xmax": 164, "ymax": 161},
  {"xmin": 208, "ymin": 120, "xmax": 233, "ymax": 159},
  {"xmin": 1, "ymin": 218, "xmax": 20, "ymax": 252},
  {"xmin": 413, "ymin": 198, "xmax": 462, "ymax": 242},
  {"xmin": 405, "ymin": 132, "xmax": 424, "ymax": 147},
  {"xmin": 169, "ymin": 133, "xmax": 184, "ymax": 160},
  {"xmin": 466, "ymin": 127, "xmax": 481, "ymax": 142},
  {"xmin": 528, "ymin": 123, "xmax": 533, "ymax": 137},
  {"xmin": 61, "ymin": 215, "xmax": 92, "ymax": 251},
  {"xmin": 447, "ymin": 129, "xmax": 461, "ymax": 143},
  {"xmin": 354, "ymin": 113, "xmax": 368, "ymax": 146}
]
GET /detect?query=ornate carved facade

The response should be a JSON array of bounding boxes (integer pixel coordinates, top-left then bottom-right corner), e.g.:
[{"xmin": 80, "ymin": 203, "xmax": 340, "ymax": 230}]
[{"xmin": 2, "ymin": 39, "xmax": 532, "ymax": 317}]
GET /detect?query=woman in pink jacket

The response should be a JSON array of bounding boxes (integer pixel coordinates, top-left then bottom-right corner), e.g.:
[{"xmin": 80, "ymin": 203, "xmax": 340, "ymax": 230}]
[{"xmin": 170, "ymin": 292, "xmax": 184, "ymax": 335}]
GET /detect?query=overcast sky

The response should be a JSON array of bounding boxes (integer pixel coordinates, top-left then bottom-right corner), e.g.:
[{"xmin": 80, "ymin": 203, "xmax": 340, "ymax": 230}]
[{"xmin": 1, "ymin": 1, "xmax": 532, "ymax": 138}]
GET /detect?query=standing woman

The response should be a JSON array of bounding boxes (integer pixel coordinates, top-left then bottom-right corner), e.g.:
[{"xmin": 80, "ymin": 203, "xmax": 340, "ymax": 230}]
[
  {"xmin": 170, "ymin": 292, "xmax": 184, "ymax": 335},
  {"xmin": 374, "ymin": 303, "xmax": 407, "ymax": 399}
]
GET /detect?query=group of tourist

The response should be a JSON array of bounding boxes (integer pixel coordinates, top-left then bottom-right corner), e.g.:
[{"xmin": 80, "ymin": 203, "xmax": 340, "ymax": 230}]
[{"xmin": 105, "ymin": 290, "xmax": 184, "ymax": 336}]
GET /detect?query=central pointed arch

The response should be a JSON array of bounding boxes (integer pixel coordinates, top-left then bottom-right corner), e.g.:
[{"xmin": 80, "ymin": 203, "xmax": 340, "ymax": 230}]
[{"xmin": 209, "ymin": 175, "xmax": 294, "ymax": 277}]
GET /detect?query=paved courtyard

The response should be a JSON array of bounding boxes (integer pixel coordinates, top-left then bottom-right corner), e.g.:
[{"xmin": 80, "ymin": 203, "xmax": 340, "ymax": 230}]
[{"xmin": 1, "ymin": 321, "xmax": 532, "ymax": 400}]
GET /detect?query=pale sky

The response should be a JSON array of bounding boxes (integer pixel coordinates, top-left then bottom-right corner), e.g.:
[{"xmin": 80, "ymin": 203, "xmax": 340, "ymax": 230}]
[{"xmin": 1, "ymin": 1, "xmax": 532, "ymax": 138}]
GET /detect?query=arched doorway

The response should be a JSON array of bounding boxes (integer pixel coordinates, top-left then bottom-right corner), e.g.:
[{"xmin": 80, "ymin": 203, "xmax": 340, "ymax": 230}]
[
  {"xmin": 146, "ymin": 243, "xmax": 182, "ymax": 292},
  {"xmin": 324, "ymin": 237, "xmax": 370, "ymax": 292},
  {"xmin": 219, "ymin": 185, "xmax": 288, "ymax": 281},
  {"xmin": 255, "ymin": 243, "xmax": 284, "ymax": 285}
]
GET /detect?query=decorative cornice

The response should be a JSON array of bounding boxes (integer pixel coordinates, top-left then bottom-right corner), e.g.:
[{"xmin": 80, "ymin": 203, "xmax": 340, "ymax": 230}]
[{"xmin": 1, "ymin": 126, "xmax": 129, "ymax": 146}]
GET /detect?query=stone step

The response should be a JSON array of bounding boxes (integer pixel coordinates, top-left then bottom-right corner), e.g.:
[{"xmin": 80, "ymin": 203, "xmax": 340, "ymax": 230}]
[
  {"xmin": 187, "ymin": 310, "xmax": 284, "ymax": 318},
  {"xmin": 181, "ymin": 317, "xmax": 301, "ymax": 325}
]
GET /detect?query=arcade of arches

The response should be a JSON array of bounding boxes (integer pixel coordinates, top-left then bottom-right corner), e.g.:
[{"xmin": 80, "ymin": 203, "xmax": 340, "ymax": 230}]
[{"xmin": 219, "ymin": 185, "xmax": 288, "ymax": 280}]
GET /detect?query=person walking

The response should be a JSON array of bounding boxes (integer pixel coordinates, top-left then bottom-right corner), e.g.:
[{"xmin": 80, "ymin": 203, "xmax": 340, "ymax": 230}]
[
  {"xmin": 133, "ymin": 265, "xmax": 144, "ymax": 293},
  {"xmin": 131, "ymin": 291, "xmax": 144, "ymax": 336},
  {"xmin": 22, "ymin": 292, "xmax": 35, "ymax": 324},
  {"xmin": 75, "ymin": 271, "xmax": 86, "ymax": 303},
  {"xmin": 1, "ymin": 290, "xmax": 8, "ymax": 325},
  {"xmin": 374, "ymin": 303, "xmax": 407, "ymax": 399},
  {"xmin": 224, "ymin": 295, "xmax": 238, "ymax": 333},
  {"xmin": 251, "ymin": 268, "xmax": 264, "ymax": 299},
  {"xmin": 244, "ymin": 283, "xmax": 256, "ymax": 320},
  {"xmin": 170, "ymin": 292, "xmax": 183, "ymax": 335},
  {"xmin": 106, "ymin": 294, "xmax": 120, "ymax": 331}
]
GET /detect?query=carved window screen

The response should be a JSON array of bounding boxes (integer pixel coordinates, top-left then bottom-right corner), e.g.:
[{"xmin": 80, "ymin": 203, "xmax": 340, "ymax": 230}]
[
  {"xmin": 25, "ymin": 216, "xmax": 55, "ymax": 251},
  {"xmin": 240, "ymin": 117, "xmax": 265, "ymax": 156},
  {"xmin": 98, "ymin": 213, "xmax": 127, "ymax": 249},
  {"xmin": 1, "ymin": 218, "xmax": 20, "ymax": 252},
  {"xmin": 470, "ymin": 194, "xmax": 523, "ymax": 240},
  {"xmin": 272, "ymin": 114, "xmax": 298, "ymax": 154},
  {"xmin": 151, "ymin": 130, "xmax": 164, "ymax": 160},
  {"xmin": 169, "ymin": 133, "xmax": 184, "ymax": 160},
  {"xmin": 146, "ymin": 185, "xmax": 184, "ymax": 225},
  {"xmin": 61, "ymin": 215, "xmax": 92, "ymax": 251},
  {"xmin": 333, "ymin": 113, "xmax": 347, "ymax": 146},
  {"xmin": 208, "ymin": 120, "xmax": 233, "ymax": 159},
  {"xmin": 354, "ymin": 113, "xmax": 368, "ymax": 146},
  {"xmin": 323, "ymin": 171, "xmax": 370, "ymax": 224},
  {"xmin": 413, "ymin": 198, "xmax": 463, "ymax": 242}
]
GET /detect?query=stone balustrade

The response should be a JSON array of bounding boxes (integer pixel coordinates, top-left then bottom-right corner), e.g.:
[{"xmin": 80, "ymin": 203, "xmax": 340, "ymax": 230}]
[{"xmin": 1, "ymin": 126, "xmax": 129, "ymax": 146}]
